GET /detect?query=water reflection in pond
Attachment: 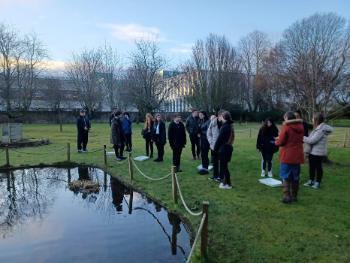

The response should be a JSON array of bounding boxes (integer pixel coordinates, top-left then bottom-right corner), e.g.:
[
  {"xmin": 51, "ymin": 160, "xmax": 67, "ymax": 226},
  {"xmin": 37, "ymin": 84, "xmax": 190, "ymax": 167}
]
[{"xmin": 0, "ymin": 167, "xmax": 191, "ymax": 263}]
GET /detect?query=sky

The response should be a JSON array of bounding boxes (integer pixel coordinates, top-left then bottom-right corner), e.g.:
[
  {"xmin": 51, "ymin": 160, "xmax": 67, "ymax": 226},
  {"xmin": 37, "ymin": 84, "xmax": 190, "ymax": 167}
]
[{"xmin": 1, "ymin": 0, "xmax": 349, "ymax": 71}]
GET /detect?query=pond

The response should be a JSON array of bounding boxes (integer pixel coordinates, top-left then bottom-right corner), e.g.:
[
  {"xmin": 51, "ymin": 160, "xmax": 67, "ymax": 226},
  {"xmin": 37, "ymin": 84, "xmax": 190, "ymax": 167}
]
[{"xmin": 0, "ymin": 167, "xmax": 191, "ymax": 263}]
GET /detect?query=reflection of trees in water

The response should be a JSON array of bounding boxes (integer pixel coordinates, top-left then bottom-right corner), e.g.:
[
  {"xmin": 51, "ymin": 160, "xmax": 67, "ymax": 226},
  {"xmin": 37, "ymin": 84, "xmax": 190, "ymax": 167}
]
[
  {"xmin": 0, "ymin": 168, "xmax": 65, "ymax": 239},
  {"xmin": 0, "ymin": 167, "xmax": 189, "ymax": 258}
]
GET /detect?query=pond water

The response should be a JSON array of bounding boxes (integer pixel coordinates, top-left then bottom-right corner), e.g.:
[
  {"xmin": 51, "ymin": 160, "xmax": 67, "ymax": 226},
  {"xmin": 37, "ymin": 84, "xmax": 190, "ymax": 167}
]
[{"xmin": 0, "ymin": 167, "xmax": 191, "ymax": 263}]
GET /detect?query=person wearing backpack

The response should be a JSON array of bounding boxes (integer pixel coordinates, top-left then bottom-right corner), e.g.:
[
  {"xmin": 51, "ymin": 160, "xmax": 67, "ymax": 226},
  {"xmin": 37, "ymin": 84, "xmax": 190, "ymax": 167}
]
[{"xmin": 303, "ymin": 112, "xmax": 333, "ymax": 189}]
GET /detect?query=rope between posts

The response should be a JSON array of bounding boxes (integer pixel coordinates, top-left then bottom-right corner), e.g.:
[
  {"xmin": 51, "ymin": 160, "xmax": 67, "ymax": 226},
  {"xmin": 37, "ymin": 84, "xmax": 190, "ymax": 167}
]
[
  {"xmin": 88, "ymin": 148, "xmax": 104, "ymax": 153},
  {"xmin": 174, "ymin": 173, "xmax": 203, "ymax": 216},
  {"xmin": 131, "ymin": 158, "xmax": 171, "ymax": 181},
  {"xmin": 10, "ymin": 146, "xmax": 67, "ymax": 155},
  {"xmin": 186, "ymin": 213, "xmax": 207, "ymax": 263}
]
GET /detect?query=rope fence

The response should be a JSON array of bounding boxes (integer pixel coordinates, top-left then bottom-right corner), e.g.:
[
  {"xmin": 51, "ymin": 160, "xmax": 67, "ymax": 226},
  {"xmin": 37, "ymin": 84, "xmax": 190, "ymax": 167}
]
[
  {"xmin": 186, "ymin": 213, "xmax": 207, "ymax": 263},
  {"xmin": 130, "ymin": 157, "xmax": 172, "ymax": 181},
  {"xmin": 174, "ymin": 173, "xmax": 203, "ymax": 216}
]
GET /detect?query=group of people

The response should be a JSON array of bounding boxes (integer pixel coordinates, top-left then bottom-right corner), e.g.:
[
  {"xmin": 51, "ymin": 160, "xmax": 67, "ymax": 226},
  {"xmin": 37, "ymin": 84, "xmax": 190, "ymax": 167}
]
[
  {"xmin": 77, "ymin": 107, "xmax": 334, "ymax": 200},
  {"xmin": 256, "ymin": 110, "xmax": 333, "ymax": 203}
]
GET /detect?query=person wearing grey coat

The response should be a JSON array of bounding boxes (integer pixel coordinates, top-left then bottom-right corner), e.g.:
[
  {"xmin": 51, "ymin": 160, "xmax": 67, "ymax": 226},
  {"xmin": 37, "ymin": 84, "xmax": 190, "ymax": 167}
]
[
  {"xmin": 303, "ymin": 113, "xmax": 333, "ymax": 189},
  {"xmin": 207, "ymin": 115, "xmax": 221, "ymax": 180}
]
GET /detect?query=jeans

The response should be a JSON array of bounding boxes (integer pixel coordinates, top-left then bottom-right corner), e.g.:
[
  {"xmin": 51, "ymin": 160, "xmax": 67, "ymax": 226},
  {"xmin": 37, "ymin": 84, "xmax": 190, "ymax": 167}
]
[
  {"xmin": 172, "ymin": 147, "xmax": 183, "ymax": 168},
  {"xmin": 261, "ymin": 151, "xmax": 274, "ymax": 172},
  {"xmin": 200, "ymin": 138, "xmax": 210, "ymax": 169},
  {"xmin": 145, "ymin": 138, "xmax": 153, "ymax": 157},
  {"xmin": 189, "ymin": 133, "xmax": 200, "ymax": 158},
  {"xmin": 309, "ymin": 154, "xmax": 323, "ymax": 183},
  {"xmin": 77, "ymin": 131, "xmax": 88, "ymax": 151},
  {"xmin": 124, "ymin": 133, "xmax": 132, "ymax": 151}
]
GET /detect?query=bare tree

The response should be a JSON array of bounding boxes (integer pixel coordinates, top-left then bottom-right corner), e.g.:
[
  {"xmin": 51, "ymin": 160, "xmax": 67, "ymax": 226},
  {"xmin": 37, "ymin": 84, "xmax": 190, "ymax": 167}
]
[
  {"xmin": 278, "ymin": 13, "xmax": 350, "ymax": 119},
  {"xmin": 0, "ymin": 23, "xmax": 20, "ymax": 111},
  {"xmin": 238, "ymin": 30, "xmax": 271, "ymax": 112},
  {"xmin": 124, "ymin": 40, "xmax": 169, "ymax": 117},
  {"xmin": 66, "ymin": 48, "xmax": 104, "ymax": 113},
  {"xmin": 42, "ymin": 77, "xmax": 65, "ymax": 131},
  {"xmin": 14, "ymin": 33, "xmax": 48, "ymax": 111},
  {"xmin": 183, "ymin": 34, "xmax": 241, "ymax": 113},
  {"xmin": 100, "ymin": 44, "xmax": 122, "ymax": 110}
]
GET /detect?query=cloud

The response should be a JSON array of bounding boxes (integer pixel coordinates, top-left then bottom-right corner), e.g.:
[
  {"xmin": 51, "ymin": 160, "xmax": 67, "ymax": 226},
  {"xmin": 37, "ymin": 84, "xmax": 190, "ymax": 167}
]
[
  {"xmin": 42, "ymin": 60, "xmax": 66, "ymax": 71},
  {"xmin": 101, "ymin": 23, "xmax": 166, "ymax": 42},
  {"xmin": 169, "ymin": 43, "xmax": 193, "ymax": 54},
  {"xmin": 0, "ymin": 0, "xmax": 43, "ymax": 8}
]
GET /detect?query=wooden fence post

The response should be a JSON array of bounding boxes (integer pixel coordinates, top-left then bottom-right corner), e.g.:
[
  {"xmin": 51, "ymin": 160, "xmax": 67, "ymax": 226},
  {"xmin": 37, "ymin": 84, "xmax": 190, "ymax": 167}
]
[
  {"xmin": 67, "ymin": 143, "xmax": 71, "ymax": 162},
  {"xmin": 343, "ymin": 129, "xmax": 347, "ymax": 148},
  {"xmin": 103, "ymin": 145, "xmax": 107, "ymax": 166},
  {"xmin": 5, "ymin": 146, "xmax": 10, "ymax": 166},
  {"xmin": 201, "ymin": 201, "xmax": 209, "ymax": 258},
  {"xmin": 128, "ymin": 152, "xmax": 134, "ymax": 181},
  {"xmin": 172, "ymin": 166, "xmax": 178, "ymax": 204}
]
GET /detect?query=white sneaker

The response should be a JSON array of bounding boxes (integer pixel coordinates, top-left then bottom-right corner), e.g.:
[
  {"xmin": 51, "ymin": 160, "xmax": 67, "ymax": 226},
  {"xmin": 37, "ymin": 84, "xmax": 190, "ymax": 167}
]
[
  {"xmin": 268, "ymin": 171, "xmax": 273, "ymax": 178},
  {"xmin": 261, "ymin": 170, "xmax": 266, "ymax": 177},
  {"xmin": 219, "ymin": 184, "xmax": 232, "ymax": 189},
  {"xmin": 304, "ymin": 180, "xmax": 314, "ymax": 187},
  {"xmin": 312, "ymin": 182, "xmax": 320, "ymax": 189}
]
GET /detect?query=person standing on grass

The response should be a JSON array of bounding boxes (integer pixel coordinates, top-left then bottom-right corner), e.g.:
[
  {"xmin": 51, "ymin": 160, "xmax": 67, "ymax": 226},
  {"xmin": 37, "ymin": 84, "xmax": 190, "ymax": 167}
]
[
  {"xmin": 275, "ymin": 111, "xmax": 304, "ymax": 204},
  {"xmin": 186, "ymin": 109, "xmax": 200, "ymax": 160},
  {"xmin": 214, "ymin": 111, "xmax": 235, "ymax": 189},
  {"xmin": 207, "ymin": 114, "xmax": 221, "ymax": 181},
  {"xmin": 295, "ymin": 110, "xmax": 311, "ymax": 137},
  {"xmin": 110, "ymin": 111, "xmax": 125, "ymax": 161},
  {"xmin": 142, "ymin": 113, "xmax": 154, "ymax": 158},
  {"xmin": 256, "ymin": 118, "xmax": 279, "ymax": 178},
  {"xmin": 168, "ymin": 113, "xmax": 186, "ymax": 173},
  {"xmin": 76, "ymin": 109, "xmax": 91, "ymax": 153},
  {"xmin": 198, "ymin": 111, "xmax": 211, "ymax": 175},
  {"xmin": 303, "ymin": 113, "xmax": 333, "ymax": 189},
  {"xmin": 153, "ymin": 113, "xmax": 166, "ymax": 162},
  {"xmin": 122, "ymin": 112, "xmax": 132, "ymax": 152}
]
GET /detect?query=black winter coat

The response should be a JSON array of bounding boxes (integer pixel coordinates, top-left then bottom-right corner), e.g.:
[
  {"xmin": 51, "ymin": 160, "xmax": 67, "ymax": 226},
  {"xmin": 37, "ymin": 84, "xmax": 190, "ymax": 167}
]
[
  {"xmin": 153, "ymin": 121, "xmax": 166, "ymax": 145},
  {"xmin": 185, "ymin": 115, "xmax": 200, "ymax": 135},
  {"xmin": 77, "ymin": 116, "xmax": 91, "ymax": 134},
  {"xmin": 168, "ymin": 121, "xmax": 187, "ymax": 149},
  {"xmin": 214, "ymin": 121, "xmax": 234, "ymax": 162},
  {"xmin": 110, "ymin": 117, "xmax": 124, "ymax": 146},
  {"xmin": 256, "ymin": 126, "xmax": 279, "ymax": 154}
]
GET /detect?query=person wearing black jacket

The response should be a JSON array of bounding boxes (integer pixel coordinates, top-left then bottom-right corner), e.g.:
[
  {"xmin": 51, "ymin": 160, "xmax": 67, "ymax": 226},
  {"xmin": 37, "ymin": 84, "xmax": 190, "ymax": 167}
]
[
  {"xmin": 153, "ymin": 114, "xmax": 166, "ymax": 162},
  {"xmin": 214, "ymin": 111, "xmax": 234, "ymax": 189},
  {"xmin": 256, "ymin": 118, "xmax": 279, "ymax": 178},
  {"xmin": 76, "ymin": 109, "xmax": 91, "ymax": 153},
  {"xmin": 168, "ymin": 113, "xmax": 186, "ymax": 172},
  {"xmin": 198, "ymin": 111, "xmax": 210, "ymax": 174},
  {"xmin": 110, "ymin": 111, "xmax": 125, "ymax": 161},
  {"xmin": 185, "ymin": 109, "xmax": 200, "ymax": 160},
  {"xmin": 295, "ymin": 110, "xmax": 311, "ymax": 137}
]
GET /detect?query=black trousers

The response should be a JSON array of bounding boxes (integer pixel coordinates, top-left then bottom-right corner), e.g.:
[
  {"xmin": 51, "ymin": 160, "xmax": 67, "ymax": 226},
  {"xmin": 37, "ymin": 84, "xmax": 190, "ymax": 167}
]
[
  {"xmin": 201, "ymin": 139, "xmax": 210, "ymax": 169},
  {"xmin": 189, "ymin": 133, "xmax": 200, "ymax": 158},
  {"xmin": 172, "ymin": 147, "xmax": 183, "ymax": 168},
  {"xmin": 145, "ymin": 138, "xmax": 153, "ymax": 157},
  {"xmin": 155, "ymin": 142, "xmax": 165, "ymax": 161},
  {"xmin": 261, "ymin": 151, "xmax": 274, "ymax": 172},
  {"xmin": 211, "ymin": 150, "xmax": 219, "ymax": 179},
  {"xmin": 309, "ymin": 154, "xmax": 323, "ymax": 183},
  {"xmin": 124, "ymin": 134, "xmax": 132, "ymax": 151},
  {"xmin": 220, "ymin": 160, "xmax": 231, "ymax": 186},
  {"xmin": 113, "ymin": 144, "xmax": 124, "ymax": 158},
  {"xmin": 77, "ymin": 131, "xmax": 88, "ymax": 150}
]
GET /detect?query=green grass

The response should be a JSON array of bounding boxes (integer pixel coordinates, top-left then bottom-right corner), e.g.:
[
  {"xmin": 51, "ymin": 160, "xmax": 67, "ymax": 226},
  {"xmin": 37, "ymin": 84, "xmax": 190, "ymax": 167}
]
[{"xmin": 1, "ymin": 122, "xmax": 350, "ymax": 262}]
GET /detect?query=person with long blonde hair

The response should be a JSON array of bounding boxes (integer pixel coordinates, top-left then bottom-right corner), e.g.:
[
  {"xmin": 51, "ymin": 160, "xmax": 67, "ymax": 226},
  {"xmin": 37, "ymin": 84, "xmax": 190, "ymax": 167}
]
[{"xmin": 142, "ymin": 113, "xmax": 154, "ymax": 158}]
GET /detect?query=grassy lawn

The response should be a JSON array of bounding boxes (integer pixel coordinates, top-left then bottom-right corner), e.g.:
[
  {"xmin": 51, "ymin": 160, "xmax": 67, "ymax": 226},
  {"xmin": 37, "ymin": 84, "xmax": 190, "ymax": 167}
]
[{"xmin": 1, "ymin": 122, "xmax": 350, "ymax": 262}]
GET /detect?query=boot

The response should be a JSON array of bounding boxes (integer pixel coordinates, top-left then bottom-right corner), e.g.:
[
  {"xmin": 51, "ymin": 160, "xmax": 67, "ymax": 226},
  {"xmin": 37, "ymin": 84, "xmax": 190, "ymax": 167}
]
[
  {"xmin": 282, "ymin": 180, "xmax": 291, "ymax": 204},
  {"xmin": 291, "ymin": 181, "xmax": 299, "ymax": 202}
]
